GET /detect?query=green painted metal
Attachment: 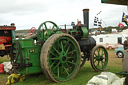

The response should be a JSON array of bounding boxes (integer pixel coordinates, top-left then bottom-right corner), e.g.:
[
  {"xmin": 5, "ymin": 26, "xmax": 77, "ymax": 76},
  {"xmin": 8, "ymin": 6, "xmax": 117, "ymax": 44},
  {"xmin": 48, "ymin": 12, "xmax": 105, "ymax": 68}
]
[
  {"xmin": 81, "ymin": 27, "xmax": 88, "ymax": 38},
  {"xmin": 90, "ymin": 45, "xmax": 108, "ymax": 71},
  {"xmin": 37, "ymin": 21, "xmax": 59, "ymax": 42},
  {"xmin": 67, "ymin": 28, "xmax": 78, "ymax": 35},
  {"xmin": 12, "ymin": 39, "xmax": 42, "ymax": 74},
  {"xmin": 101, "ymin": 0, "xmax": 127, "ymax": 5}
]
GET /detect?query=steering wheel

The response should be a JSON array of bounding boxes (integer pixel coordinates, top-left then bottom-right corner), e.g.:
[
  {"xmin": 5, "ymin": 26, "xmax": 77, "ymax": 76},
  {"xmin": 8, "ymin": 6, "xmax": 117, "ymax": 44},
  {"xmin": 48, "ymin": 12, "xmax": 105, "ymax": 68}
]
[{"xmin": 28, "ymin": 27, "xmax": 36, "ymax": 36}]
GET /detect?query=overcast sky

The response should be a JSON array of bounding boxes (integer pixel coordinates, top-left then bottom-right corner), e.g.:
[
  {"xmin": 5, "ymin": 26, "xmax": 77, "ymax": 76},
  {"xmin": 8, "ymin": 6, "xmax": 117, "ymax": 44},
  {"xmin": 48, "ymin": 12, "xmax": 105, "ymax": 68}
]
[{"xmin": 0, "ymin": 0, "xmax": 127, "ymax": 30}]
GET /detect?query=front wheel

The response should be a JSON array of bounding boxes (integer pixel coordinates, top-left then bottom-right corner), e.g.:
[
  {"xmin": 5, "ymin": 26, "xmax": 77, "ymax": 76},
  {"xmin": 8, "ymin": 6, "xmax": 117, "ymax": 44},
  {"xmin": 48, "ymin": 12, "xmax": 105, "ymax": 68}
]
[
  {"xmin": 90, "ymin": 45, "xmax": 108, "ymax": 71},
  {"xmin": 117, "ymin": 51, "xmax": 124, "ymax": 58}
]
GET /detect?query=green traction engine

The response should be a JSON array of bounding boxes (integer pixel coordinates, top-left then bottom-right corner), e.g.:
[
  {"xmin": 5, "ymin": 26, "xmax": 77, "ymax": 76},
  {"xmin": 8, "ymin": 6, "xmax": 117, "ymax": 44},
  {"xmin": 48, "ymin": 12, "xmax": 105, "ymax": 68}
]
[{"xmin": 10, "ymin": 9, "xmax": 108, "ymax": 82}]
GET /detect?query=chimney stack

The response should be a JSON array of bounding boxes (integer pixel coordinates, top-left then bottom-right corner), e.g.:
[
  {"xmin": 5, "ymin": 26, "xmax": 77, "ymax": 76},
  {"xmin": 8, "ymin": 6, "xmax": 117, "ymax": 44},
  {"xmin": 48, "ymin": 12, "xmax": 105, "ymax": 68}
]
[{"xmin": 83, "ymin": 8, "xmax": 89, "ymax": 31}]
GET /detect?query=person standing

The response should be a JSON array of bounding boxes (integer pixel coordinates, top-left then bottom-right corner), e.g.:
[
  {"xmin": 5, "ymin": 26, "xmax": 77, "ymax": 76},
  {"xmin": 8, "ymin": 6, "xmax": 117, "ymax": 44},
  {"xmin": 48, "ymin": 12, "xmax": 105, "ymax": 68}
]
[
  {"xmin": 122, "ymin": 37, "xmax": 128, "ymax": 85},
  {"xmin": 123, "ymin": 37, "xmax": 128, "ymax": 51}
]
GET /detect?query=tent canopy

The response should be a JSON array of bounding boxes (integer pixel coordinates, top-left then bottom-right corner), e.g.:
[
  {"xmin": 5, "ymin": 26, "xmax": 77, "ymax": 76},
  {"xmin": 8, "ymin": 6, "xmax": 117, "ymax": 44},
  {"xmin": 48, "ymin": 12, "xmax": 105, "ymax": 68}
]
[{"xmin": 101, "ymin": 0, "xmax": 127, "ymax": 5}]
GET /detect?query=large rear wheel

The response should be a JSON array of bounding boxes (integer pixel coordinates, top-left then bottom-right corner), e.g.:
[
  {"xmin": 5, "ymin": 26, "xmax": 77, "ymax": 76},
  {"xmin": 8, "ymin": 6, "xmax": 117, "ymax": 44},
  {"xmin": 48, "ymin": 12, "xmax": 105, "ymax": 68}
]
[{"xmin": 40, "ymin": 33, "xmax": 81, "ymax": 82}]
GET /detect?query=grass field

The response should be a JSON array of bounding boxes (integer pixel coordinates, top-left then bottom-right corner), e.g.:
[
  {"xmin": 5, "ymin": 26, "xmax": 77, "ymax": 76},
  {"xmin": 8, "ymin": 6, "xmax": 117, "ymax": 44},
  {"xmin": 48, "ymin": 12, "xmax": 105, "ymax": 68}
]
[
  {"xmin": 0, "ymin": 55, "xmax": 10, "ymax": 64},
  {"xmin": 0, "ymin": 50, "xmax": 123, "ymax": 85}
]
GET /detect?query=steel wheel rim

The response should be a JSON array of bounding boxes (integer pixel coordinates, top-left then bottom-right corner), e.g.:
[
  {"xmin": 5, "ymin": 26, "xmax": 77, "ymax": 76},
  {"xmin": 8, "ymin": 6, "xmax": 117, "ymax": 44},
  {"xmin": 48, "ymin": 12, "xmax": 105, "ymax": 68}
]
[
  {"xmin": 48, "ymin": 36, "xmax": 80, "ymax": 81},
  {"xmin": 92, "ymin": 46, "xmax": 108, "ymax": 71},
  {"xmin": 118, "ymin": 52, "xmax": 123, "ymax": 58}
]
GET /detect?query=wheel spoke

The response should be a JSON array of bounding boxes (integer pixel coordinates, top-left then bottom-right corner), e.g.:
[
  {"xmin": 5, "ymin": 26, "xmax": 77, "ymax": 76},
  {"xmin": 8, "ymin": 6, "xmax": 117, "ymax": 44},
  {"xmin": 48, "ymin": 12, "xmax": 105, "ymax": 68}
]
[
  {"xmin": 49, "ymin": 57, "xmax": 59, "ymax": 60},
  {"xmin": 66, "ymin": 63, "xmax": 70, "ymax": 68},
  {"xmin": 94, "ymin": 56, "xmax": 97, "ymax": 59},
  {"xmin": 94, "ymin": 53, "xmax": 98, "ymax": 57},
  {"xmin": 50, "ymin": 61, "xmax": 56, "ymax": 68},
  {"xmin": 66, "ymin": 46, "xmax": 70, "ymax": 54},
  {"xmin": 67, "ymin": 57, "xmax": 73, "ymax": 59},
  {"xmin": 52, "ymin": 62, "xmax": 60, "ymax": 71},
  {"xmin": 101, "ymin": 52, "xmax": 104, "ymax": 57},
  {"xmin": 68, "ymin": 61, "xmax": 76, "ymax": 65},
  {"xmin": 60, "ymin": 65, "xmax": 63, "ymax": 76},
  {"xmin": 94, "ymin": 59, "xmax": 97, "ymax": 63},
  {"xmin": 52, "ymin": 26, "xmax": 55, "ymax": 29},
  {"xmin": 53, "ymin": 47, "xmax": 60, "ymax": 55},
  {"xmin": 44, "ymin": 23, "xmax": 48, "ymax": 29},
  {"xmin": 50, "ymin": 51, "xmax": 56, "ymax": 56},
  {"xmin": 96, "ymin": 61, "xmax": 100, "ymax": 67},
  {"xmin": 96, "ymin": 49, "xmax": 100, "ymax": 55},
  {"xmin": 99, "ymin": 48, "xmax": 100, "ymax": 54},
  {"xmin": 96, "ymin": 61, "xmax": 103, "ymax": 69},
  {"xmin": 57, "ymin": 66, "xmax": 59, "ymax": 77},
  {"xmin": 60, "ymin": 41, "xmax": 64, "ymax": 52},
  {"xmin": 101, "ymin": 61, "xmax": 104, "ymax": 68},
  {"xmin": 68, "ymin": 50, "xmax": 76, "ymax": 55},
  {"xmin": 62, "ymin": 65, "xmax": 69, "ymax": 76},
  {"xmin": 101, "ymin": 49, "xmax": 105, "ymax": 56},
  {"xmin": 64, "ymin": 40, "xmax": 70, "ymax": 49},
  {"xmin": 55, "ymin": 40, "xmax": 61, "ymax": 51},
  {"xmin": 102, "ymin": 49, "xmax": 104, "ymax": 54}
]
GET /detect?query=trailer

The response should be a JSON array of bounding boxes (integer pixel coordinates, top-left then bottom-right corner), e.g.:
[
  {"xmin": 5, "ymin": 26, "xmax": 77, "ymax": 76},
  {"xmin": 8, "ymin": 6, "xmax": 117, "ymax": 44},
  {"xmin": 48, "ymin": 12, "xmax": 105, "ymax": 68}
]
[
  {"xmin": 92, "ymin": 34, "xmax": 128, "ymax": 49},
  {"xmin": 0, "ymin": 23, "xmax": 16, "ymax": 57}
]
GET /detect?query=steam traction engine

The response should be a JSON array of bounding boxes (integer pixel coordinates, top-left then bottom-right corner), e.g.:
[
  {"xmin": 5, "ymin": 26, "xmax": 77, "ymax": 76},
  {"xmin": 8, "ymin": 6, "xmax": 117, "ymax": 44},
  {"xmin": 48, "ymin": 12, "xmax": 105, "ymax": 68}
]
[
  {"xmin": 0, "ymin": 23, "xmax": 16, "ymax": 57},
  {"xmin": 10, "ymin": 9, "xmax": 108, "ymax": 82}
]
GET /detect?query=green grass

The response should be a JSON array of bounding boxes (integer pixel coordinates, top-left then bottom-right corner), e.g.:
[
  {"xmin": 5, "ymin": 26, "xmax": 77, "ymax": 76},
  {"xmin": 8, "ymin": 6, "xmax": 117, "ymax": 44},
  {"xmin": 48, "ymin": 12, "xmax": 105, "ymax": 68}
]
[
  {"xmin": 0, "ymin": 50, "xmax": 123, "ymax": 85},
  {"xmin": 0, "ymin": 55, "xmax": 10, "ymax": 64},
  {"xmin": 1, "ymin": 64, "xmax": 122, "ymax": 85},
  {"xmin": 107, "ymin": 49, "xmax": 114, "ymax": 51},
  {"xmin": 12, "ymin": 64, "xmax": 122, "ymax": 85}
]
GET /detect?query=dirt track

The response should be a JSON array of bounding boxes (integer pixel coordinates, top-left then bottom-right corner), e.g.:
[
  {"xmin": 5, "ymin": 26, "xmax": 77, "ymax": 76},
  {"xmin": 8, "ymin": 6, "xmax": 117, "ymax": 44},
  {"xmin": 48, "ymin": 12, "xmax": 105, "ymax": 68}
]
[{"xmin": 107, "ymin": 50, "xmax": 122, "ymax": 67}]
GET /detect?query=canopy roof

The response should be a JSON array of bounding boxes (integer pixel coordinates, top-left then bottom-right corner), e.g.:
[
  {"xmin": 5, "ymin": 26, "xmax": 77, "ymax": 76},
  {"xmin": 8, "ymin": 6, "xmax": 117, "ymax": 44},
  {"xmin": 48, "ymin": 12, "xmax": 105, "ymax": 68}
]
[
  {"xmin": 0, "ymin": 26, "xmax": 16, "ymax": 30},
  {"xmin": 101, "ymin": 0, "xmax": 127, "ymax": 5}
]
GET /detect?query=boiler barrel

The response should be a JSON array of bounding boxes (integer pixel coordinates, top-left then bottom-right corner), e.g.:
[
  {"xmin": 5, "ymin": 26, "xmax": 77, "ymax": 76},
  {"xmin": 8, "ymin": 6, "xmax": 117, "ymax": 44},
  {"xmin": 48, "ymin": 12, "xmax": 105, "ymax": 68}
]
[{"xmin": 78, "ymin": 37, "xmax": 96, "ymax": 51}]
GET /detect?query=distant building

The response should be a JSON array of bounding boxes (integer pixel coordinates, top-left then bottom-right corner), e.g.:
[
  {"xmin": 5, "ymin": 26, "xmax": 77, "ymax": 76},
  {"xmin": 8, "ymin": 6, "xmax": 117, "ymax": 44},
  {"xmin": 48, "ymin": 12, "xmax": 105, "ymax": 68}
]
[{"xmin": 92, "ymin": 33, "xmax": 128, "ymax": 49}]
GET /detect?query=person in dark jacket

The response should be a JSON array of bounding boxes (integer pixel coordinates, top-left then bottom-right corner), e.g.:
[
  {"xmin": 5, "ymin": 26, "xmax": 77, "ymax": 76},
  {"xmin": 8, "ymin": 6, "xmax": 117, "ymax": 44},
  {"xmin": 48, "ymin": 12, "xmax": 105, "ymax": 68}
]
[
  {"xmin": 123, "ymin": 37, "xmax": 128, "ymax": 50},
  {"xmin": 122, "ymin": 37, "xmax": 128, "ymax": 85}
]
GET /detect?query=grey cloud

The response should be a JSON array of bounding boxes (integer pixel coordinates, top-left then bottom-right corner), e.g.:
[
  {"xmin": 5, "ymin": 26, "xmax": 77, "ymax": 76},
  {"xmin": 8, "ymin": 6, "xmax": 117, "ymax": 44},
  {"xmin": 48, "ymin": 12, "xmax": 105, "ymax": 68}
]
[
  {"xmin": 0, "ymin": 0, "xmax": 48, "ymax": 15},
  {"xmin": 0, "ymin": 0, "xmax": 127, "ymax": 30}
]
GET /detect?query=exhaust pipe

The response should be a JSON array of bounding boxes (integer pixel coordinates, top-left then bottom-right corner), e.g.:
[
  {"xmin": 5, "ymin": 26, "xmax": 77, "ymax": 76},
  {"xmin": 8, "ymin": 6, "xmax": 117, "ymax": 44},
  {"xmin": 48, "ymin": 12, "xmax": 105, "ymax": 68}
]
[{"xmin": 83, "ymin": 8, "xmax": 89, "ymax": 31}]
